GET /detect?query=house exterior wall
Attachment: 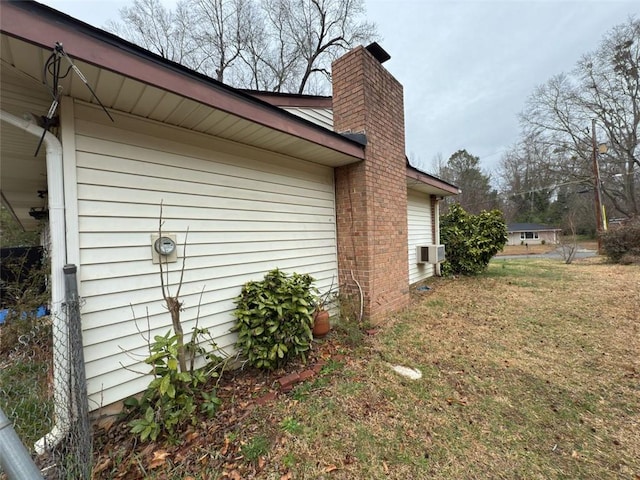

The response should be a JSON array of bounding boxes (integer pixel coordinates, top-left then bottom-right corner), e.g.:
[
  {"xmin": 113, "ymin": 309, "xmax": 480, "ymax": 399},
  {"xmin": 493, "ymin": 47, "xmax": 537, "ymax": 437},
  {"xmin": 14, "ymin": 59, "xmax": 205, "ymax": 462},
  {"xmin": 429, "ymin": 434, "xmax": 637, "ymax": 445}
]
[
  {"xmin": 407, "ymin": 189, "xmax": 435, "ymax": 284},
  {"xmin": 332, "ymin": 46, "xmax": 409, "ymax": 322},
  {"xmin": 283, "ymin": 107, "xmax": 333, "ymax": 129},
  {"xmin": 507, "ymin": 230, "xmax": 559, "ymax": 246},
  {"xmin": 70, "ymin": 101, "xmax": 339, "ymax": 409}
]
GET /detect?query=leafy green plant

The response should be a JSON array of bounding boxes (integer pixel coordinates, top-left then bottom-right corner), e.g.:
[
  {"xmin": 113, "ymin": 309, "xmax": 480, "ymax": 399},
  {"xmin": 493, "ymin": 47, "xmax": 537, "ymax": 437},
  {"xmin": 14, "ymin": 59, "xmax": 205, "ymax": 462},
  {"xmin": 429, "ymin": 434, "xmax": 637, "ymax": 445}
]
[
  {"xmin": 440, "ymin": 204, "xmax": 507, "ymax": 275},
  {"xmin": 311, "ymin": 276, "xmax": 337, "ymax": 313},
  {"xmin": 241, "ymin": 435, "xmax": 270, "ymax": 462},
  {"xmin": 280, "ymin": 417, "xmax": 304, "ymax": 434},
  {"xmin": 125, "ymin": 328, "xmax": 225, "ymax": 442},
  {"xmin": 282, "ymin": 452, "xmax": 297, "ymax": 468},
  {"xmin": 232, "ymin": 269, "xmax": 315, "ymax": 370}
]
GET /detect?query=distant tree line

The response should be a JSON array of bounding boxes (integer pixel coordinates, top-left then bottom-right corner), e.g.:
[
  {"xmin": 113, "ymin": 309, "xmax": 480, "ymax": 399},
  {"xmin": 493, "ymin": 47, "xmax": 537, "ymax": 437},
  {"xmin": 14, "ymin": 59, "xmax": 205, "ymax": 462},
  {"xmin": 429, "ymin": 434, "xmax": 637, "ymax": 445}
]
[
  {"xmin": 437, "ymin": 18, "xmax": 639, "ymax": 236},
  {"xmin": 499, "ymin": 16, "xmax": 639, "ymax": 234},
  {"xmin": 434, "ymin": 149, "xmax": 500, "ymax": 216}
]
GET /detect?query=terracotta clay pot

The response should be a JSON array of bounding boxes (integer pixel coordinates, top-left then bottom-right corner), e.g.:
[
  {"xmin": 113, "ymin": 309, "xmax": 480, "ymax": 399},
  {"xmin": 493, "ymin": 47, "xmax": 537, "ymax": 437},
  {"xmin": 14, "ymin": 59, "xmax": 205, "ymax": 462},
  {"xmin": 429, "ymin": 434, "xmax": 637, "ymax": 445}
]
[{"xmin": 312, "ymin": 309, "xmax": 330, "ymax": 338}]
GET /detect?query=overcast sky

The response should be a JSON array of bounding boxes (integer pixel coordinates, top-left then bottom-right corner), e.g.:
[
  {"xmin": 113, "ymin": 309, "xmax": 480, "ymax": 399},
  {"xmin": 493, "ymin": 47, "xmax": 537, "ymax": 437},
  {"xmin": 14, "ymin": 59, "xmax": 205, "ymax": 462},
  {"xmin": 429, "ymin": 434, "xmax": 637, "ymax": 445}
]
[{"xmin": 40, "ymin": 0, "xmax": 640, "ymax": 177}]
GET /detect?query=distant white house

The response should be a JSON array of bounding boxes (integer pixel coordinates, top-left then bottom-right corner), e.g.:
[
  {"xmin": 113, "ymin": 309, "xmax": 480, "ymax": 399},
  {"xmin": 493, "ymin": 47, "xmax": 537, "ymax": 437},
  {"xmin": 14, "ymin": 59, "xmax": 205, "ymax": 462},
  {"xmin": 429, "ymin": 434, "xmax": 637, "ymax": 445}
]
[{"xmin": 507, "ymin": 223, "xmax": 561, "ymax": 246}]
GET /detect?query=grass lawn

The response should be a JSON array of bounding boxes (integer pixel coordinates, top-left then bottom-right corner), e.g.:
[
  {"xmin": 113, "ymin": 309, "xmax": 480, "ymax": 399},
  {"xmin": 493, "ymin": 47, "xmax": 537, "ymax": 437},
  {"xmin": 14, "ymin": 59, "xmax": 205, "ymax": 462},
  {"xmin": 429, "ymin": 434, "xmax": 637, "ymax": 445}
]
[
  {"xmin": 496, "ymin": 240, "xmax": 598, "ymax": 256},
  {"xmin": 0, "ymin": 319, "xmax": 53, "ymax": 452},
  {"xmin": 496, "ymin": 244, "xmax": 556, "ymax": 255},
  {"xmin": 94, "ymin": 258, "xmax": 640, "ymax": 479}
]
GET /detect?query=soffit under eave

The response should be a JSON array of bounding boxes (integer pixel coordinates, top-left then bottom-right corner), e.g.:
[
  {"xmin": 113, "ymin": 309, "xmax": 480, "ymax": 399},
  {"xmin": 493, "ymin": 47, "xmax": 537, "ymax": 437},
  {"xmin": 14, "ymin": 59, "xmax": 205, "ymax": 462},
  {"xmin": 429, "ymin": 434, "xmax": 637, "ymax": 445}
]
[
  {"xmin": 406, "ymin": 179, "xmax": 460, "ymax": 197},
  {"xmin": 405, "ymin": 164, "xmax": 460, "ymax": 197},
  {"xmin": 0, "ymin": 31, "xmax": 363, "ymax": 167}
]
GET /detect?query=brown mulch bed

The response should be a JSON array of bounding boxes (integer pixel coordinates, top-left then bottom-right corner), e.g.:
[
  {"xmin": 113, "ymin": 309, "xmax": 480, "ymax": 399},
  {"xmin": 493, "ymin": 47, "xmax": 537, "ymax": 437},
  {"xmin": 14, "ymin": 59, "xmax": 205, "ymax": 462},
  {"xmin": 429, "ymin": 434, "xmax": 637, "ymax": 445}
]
[{"xmin": 92, "ymin": 336, "xmax": 343, "ymax": 479}]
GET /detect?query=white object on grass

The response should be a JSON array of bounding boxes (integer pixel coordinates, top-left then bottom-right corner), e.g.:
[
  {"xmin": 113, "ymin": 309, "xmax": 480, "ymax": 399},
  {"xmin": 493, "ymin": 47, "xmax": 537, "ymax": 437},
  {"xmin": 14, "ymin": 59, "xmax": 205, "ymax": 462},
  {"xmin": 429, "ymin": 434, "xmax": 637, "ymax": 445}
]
[{"xmin": 392, "ymin": 365, "xmax": 422, "ymax": 380}]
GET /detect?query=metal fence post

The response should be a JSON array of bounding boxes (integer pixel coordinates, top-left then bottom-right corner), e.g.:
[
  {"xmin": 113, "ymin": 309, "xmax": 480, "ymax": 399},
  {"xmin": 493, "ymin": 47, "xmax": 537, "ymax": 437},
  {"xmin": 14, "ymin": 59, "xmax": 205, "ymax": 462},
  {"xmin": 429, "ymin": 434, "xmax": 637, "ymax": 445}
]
[
  {"xmin": 0, "ymin": 407, "xmax": 45, "ymax": 480},
  {"xmin": 61, "ymin": 264, "xmax": 92, "ymax": 479}
]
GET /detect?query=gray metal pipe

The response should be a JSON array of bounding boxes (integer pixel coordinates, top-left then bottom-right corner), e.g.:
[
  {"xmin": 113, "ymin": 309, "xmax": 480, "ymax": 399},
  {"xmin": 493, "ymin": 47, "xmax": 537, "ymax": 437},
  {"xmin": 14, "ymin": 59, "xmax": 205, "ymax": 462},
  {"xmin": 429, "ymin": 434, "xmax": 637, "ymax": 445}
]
[{"xmin": 0, "ymin": 407, "xmax": 44, "ymax": 480}]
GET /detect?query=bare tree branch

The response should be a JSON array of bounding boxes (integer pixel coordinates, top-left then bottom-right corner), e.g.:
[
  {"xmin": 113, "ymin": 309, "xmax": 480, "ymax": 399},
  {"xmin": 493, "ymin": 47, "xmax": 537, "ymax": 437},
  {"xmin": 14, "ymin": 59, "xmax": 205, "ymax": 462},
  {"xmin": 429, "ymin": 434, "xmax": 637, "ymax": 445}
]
[{"xmin": 107, "ymin": 0, "xmax": 378, "ymax": 94}]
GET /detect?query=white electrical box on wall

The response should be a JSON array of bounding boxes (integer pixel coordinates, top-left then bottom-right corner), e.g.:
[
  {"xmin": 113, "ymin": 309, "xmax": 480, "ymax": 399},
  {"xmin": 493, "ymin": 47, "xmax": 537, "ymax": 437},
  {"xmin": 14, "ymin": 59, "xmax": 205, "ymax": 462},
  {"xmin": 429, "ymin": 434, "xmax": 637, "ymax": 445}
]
[{"xmin": 151, "ymin": 233, "xmax": 178, "ymax": 264}]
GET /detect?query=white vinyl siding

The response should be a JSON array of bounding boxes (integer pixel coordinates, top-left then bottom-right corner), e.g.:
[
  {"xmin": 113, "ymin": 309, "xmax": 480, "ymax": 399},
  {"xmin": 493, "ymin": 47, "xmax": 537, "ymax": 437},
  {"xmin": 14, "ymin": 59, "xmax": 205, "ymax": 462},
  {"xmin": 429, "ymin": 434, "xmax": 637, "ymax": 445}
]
[
  {"xmin": 507, "ymin": 230, "xmax": 559, "ymax": 246},
  {"xmin": 407, "ymin": 189, "xmax": 434, "ymax": 284},
  {"xmin": 72, "ymin": 102, "xmax": 338, "ymax": 409},
  {"xmin": 283, "ymin": 107, "xmax": 333, "ymax": 129}
]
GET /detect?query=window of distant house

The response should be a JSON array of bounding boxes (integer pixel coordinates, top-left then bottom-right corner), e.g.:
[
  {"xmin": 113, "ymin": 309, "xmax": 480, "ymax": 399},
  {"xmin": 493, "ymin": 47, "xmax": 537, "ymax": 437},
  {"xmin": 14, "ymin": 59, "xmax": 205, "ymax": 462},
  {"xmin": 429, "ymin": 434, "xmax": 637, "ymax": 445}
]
[{"xmin": 520, "ymin": 232, "xmax": 539, "ymax": 239}]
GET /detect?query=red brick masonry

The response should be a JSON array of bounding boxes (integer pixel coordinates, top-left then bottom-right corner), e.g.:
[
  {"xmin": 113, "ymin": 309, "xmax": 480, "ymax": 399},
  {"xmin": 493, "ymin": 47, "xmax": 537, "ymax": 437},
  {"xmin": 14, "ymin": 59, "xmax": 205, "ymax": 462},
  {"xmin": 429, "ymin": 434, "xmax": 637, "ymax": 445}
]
[{"xmin": 332, "ymin": 46, "xmax": 410, "ymax": 322}]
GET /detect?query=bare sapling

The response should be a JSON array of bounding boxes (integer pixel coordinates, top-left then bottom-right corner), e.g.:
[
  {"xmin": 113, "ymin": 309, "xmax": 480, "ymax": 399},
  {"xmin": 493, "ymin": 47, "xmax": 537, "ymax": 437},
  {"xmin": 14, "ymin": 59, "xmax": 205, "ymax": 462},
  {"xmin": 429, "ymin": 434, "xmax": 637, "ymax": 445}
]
[
  {"xmin": 158, "ymin": 201, "xmax": 189, "ymax": 373},
  {"xmin": 560, "ymin": 211, "xmax": 578, "ymax": 264}
]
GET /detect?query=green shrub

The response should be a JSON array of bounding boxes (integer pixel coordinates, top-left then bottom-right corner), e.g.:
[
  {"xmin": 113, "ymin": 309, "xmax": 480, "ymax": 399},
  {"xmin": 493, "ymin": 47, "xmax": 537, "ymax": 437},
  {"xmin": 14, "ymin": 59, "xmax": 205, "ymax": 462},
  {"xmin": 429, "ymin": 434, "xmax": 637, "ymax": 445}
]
[
  {"xmin": 125, "ymin": 328, "xmax": 224, "ymax": 442},
  {"xmin": 232, "ymin": 269, "xmax": 315, "ymax": 370},
  {"xmin": 601, "ymin": 218, "xmax": 640, "ymax": 264},
  {"xmin": 440, "ymin": 204, "xmax": 507, "ymax": 276}
]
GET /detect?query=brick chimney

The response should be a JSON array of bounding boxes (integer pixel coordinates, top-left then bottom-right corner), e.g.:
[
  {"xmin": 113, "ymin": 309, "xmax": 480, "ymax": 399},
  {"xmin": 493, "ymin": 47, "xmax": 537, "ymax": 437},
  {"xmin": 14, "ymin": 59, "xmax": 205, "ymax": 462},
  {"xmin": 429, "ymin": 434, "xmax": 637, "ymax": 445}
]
[{"xmin": 332, "ymin": 44, "xmax": 409, "ymax": 322}]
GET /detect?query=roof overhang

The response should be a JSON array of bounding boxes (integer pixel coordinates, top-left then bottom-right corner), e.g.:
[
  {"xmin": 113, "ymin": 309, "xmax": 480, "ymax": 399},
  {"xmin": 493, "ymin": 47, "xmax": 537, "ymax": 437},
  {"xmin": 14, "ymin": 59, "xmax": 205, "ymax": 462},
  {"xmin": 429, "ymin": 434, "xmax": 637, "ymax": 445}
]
[
  {"xmin": 241, "ymin": 91, "xmax": 334, "ymax": 108},
  {"xmin": 406, "ymin": 164, "xmax": 461, "ymax": 197},
  {"xmin": 508, "ymin": 227, "xmax": 562, "ymax": 233},
  {"xmin": 0, "ymin": 1, "xmax": 365, "ymax": 167}
]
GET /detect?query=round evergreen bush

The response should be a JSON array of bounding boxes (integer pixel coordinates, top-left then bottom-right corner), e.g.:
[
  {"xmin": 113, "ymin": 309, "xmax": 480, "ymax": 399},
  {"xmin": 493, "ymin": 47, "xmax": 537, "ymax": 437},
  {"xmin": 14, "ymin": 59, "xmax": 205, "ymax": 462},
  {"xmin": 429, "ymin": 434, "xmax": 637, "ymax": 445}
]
[
  {"xmin": 232, "ymin": 269, "xmax": 315, "ymax": 370},
  {"xmin": 440, "ymin": 204, "xmax": 507, "ymax": 276}
]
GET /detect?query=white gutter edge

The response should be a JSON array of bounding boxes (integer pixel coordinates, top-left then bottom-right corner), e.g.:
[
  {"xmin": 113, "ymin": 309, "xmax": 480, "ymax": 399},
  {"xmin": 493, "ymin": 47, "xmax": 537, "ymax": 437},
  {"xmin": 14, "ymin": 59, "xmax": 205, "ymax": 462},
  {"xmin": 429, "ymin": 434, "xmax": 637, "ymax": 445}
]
[{"xmin": 0, "ymin": 110, "xmax": 70, "ymax": 455}]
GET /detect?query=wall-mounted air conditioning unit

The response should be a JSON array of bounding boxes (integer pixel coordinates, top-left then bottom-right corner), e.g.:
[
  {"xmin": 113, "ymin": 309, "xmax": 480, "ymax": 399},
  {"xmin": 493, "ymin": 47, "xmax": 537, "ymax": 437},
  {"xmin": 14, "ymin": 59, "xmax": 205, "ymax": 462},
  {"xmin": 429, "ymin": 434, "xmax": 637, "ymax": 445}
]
[{"xmin": 416, "ymin": 245, "xmax": 445, "ymax": 264}]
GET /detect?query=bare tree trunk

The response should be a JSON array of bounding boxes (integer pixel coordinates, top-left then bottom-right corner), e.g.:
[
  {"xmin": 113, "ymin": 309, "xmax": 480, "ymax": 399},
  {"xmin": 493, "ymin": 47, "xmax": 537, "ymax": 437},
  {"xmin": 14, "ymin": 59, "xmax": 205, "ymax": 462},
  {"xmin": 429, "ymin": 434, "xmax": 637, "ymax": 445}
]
[
  {"xmin": 166, "ymin": 297, "xmax": 187, "ymax": 373},
  {"xmin": 158, "ymin": 202, "xmax": 189, "ymax": 373}
]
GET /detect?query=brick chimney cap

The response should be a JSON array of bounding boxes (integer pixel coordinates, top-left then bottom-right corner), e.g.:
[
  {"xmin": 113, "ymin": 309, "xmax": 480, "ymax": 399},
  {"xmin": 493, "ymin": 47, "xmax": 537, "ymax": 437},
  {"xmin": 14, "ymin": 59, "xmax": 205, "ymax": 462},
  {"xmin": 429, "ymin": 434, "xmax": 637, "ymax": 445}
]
[{"xmin": 365, "ymin": 42, "xmax": 391, "ymax": 64}]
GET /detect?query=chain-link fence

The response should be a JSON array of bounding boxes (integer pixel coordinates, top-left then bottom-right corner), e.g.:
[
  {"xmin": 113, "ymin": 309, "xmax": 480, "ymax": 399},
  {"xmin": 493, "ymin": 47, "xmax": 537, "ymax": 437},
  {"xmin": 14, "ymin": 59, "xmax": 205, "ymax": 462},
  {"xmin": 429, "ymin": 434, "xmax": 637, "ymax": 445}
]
[{"xmin": 0, "ymin": 263, "xmax": 92, "ymax": 479}]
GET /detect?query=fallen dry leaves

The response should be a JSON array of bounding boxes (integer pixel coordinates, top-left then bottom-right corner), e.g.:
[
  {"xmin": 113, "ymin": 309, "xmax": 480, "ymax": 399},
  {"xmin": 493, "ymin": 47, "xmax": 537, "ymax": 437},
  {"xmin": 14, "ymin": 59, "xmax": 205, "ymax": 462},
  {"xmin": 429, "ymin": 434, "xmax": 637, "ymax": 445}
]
[
  {"xmin": 91, "ymin": 258, "xmax": 640, "ymax": 479},
  {"xmin": 148, "ymin": 449, "xmax": 170, "ymax": 469},
  {"xmin": 91, "ymin": 336, "xmax": 342, "ymax": 479}
]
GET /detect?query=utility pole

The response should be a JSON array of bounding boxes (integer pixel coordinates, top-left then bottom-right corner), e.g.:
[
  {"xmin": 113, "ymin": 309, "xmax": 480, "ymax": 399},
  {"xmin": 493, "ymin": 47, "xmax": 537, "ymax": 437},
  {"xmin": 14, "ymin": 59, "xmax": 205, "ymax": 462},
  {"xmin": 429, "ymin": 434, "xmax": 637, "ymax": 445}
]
[{"xmin": 591, "ymin": 119, "xmax": 605, "ymax": 253}]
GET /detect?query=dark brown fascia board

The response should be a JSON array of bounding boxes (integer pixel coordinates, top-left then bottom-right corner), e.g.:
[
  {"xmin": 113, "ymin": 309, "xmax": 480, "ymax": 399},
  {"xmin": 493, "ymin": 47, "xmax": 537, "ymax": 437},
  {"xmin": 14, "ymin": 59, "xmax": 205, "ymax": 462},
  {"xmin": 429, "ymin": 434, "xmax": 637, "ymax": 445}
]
[
  {"xmin": 240, "ymin": 90, "xmax": 333, "ymax": 108},
  {"xmin": 1, "ymin": 0, "xmax": 364, "ymax": 161},
  {"xmin": 406, "ymin": 165, "xmax": 461, "ymax": 196}
]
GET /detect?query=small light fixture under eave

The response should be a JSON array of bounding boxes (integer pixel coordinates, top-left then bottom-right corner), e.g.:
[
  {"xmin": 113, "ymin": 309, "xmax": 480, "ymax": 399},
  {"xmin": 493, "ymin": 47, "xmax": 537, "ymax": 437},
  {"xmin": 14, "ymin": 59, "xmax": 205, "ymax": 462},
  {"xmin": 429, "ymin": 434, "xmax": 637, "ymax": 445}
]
[{"xmin": 29, "ymin": 207, "xmax": 48, "ymax": 220}]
